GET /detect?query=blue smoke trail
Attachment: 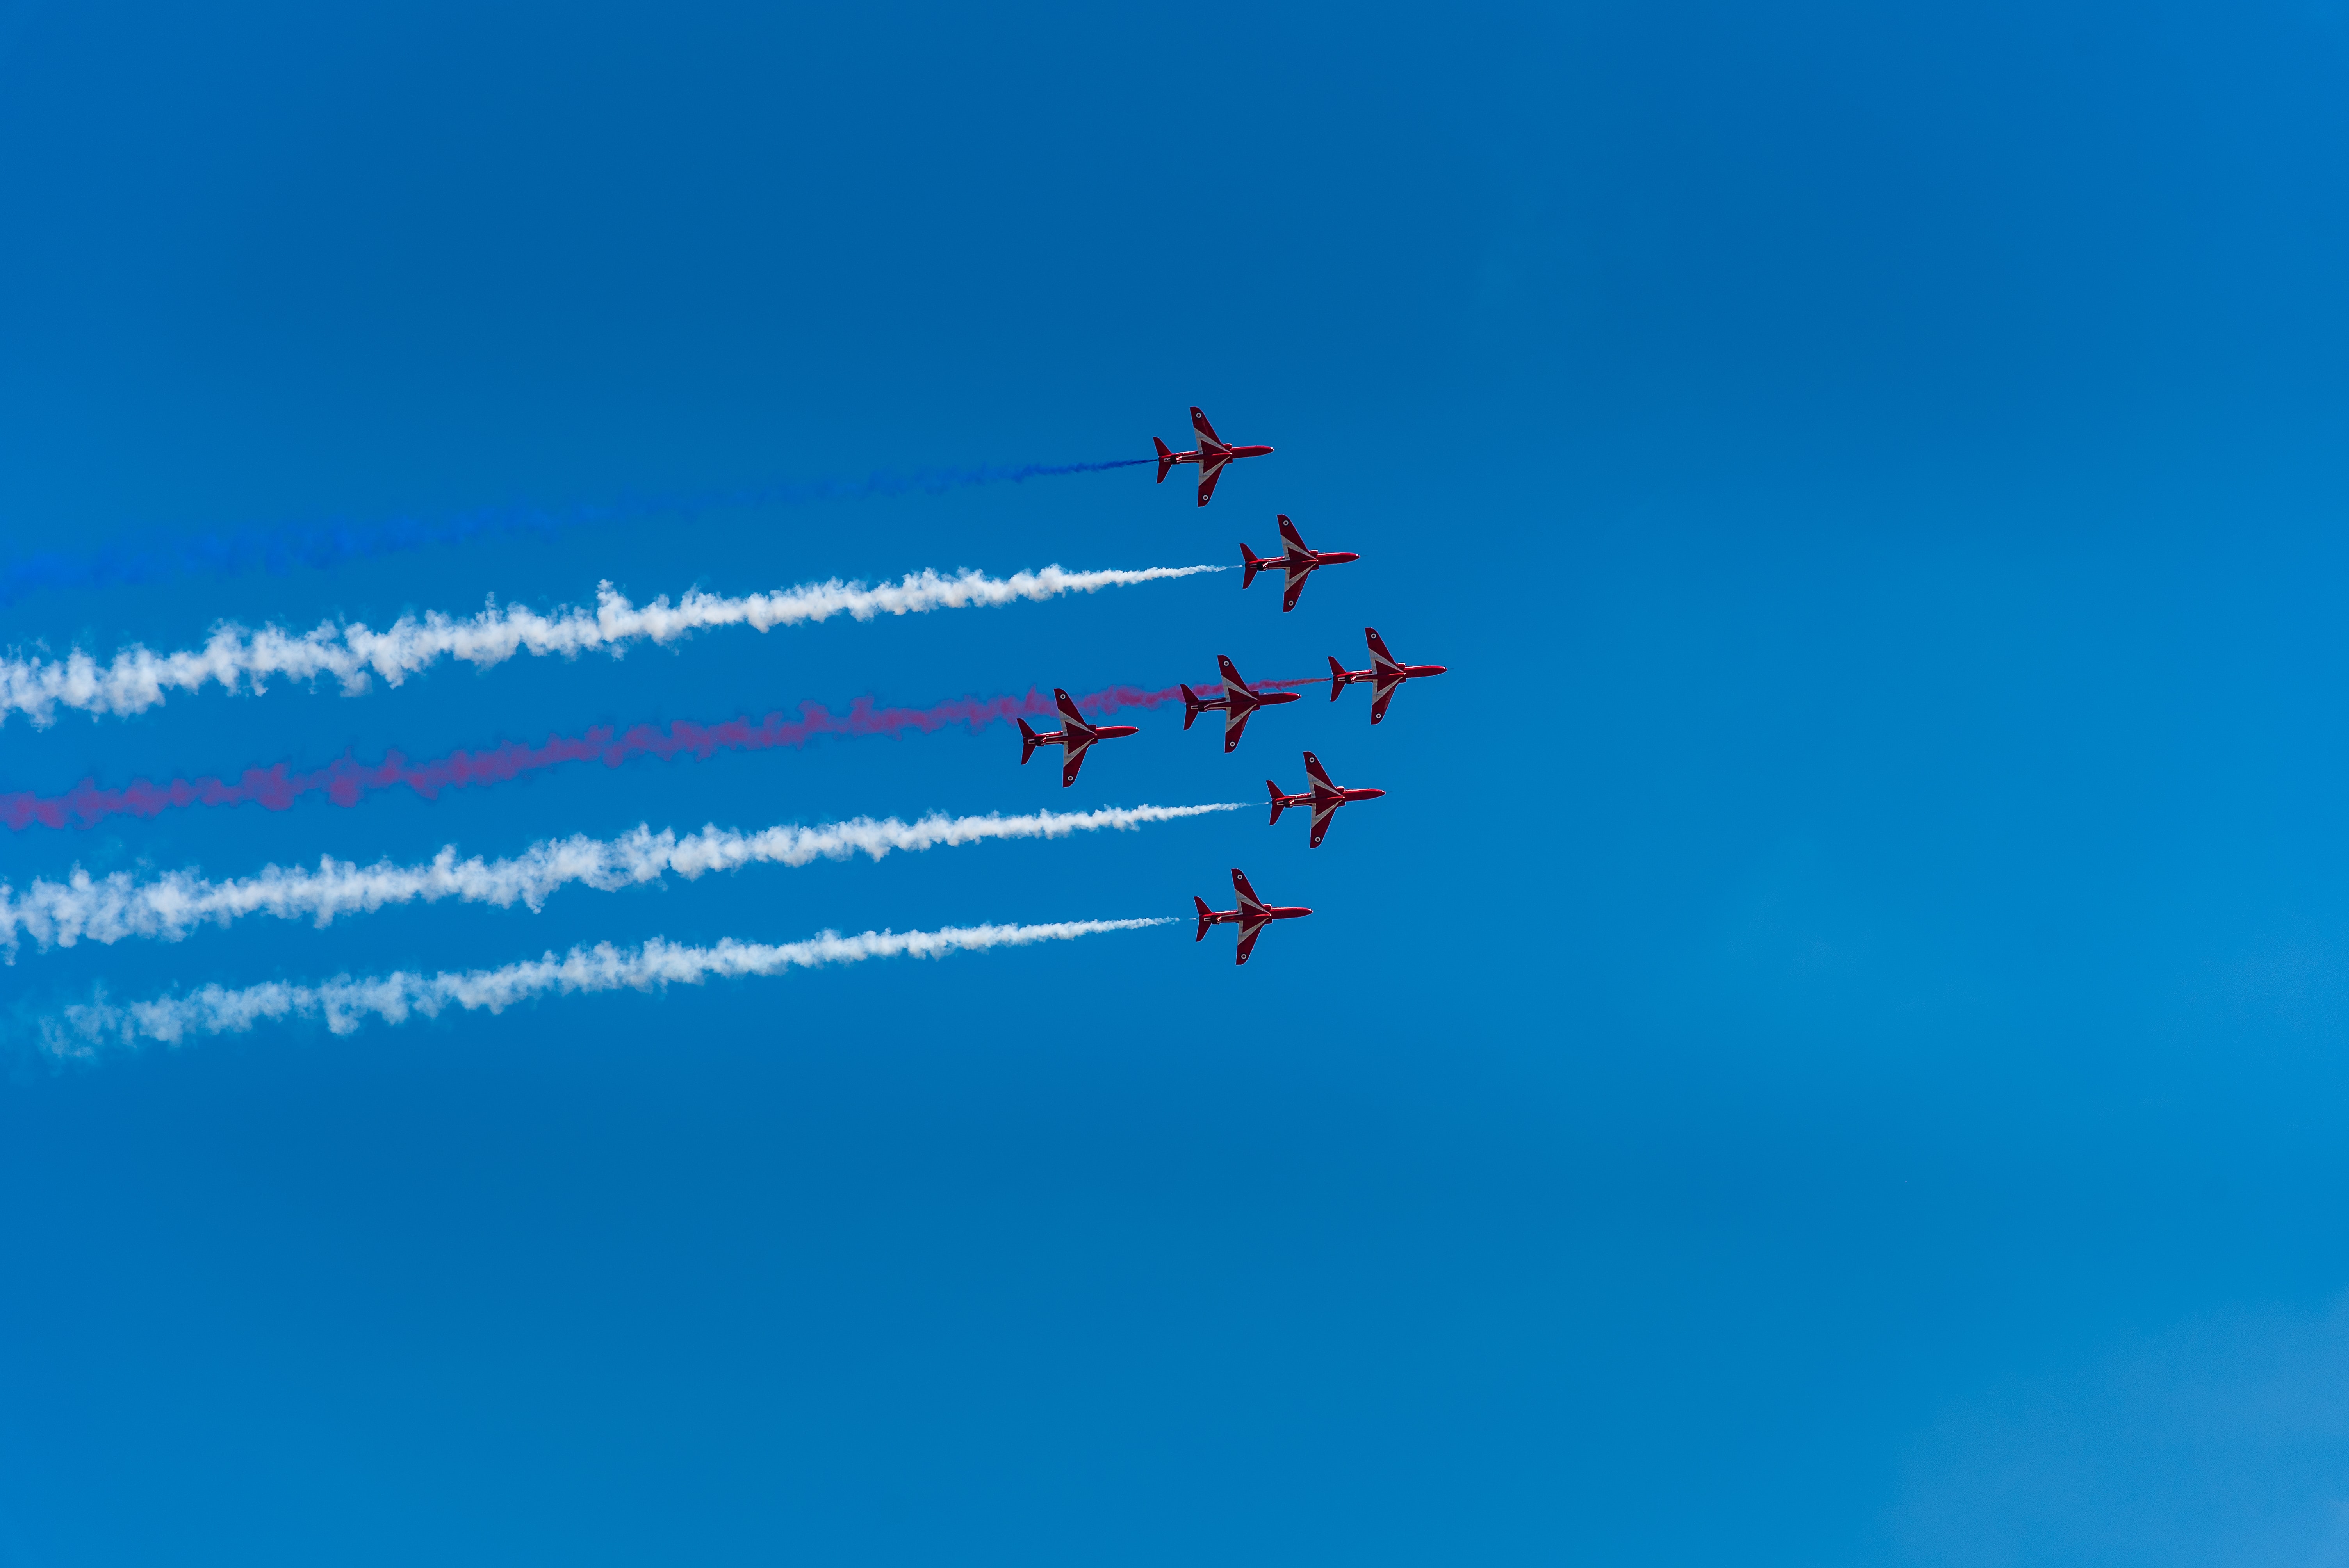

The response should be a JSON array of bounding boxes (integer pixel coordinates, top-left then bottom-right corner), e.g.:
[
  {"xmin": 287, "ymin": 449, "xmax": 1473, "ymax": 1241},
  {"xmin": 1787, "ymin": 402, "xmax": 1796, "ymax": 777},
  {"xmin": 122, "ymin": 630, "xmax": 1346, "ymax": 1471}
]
[{"xmin": 0, "ymin": 456, "xmax": 1155, "ymax": 607}]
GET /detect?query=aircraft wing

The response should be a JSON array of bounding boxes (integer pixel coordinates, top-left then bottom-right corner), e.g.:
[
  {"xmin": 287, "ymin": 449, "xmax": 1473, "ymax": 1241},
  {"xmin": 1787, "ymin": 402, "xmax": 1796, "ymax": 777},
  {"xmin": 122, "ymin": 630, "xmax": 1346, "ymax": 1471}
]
[
  {"xmin": 1060, "ymin": 735, "xmax": 1091, "ymax": 786},
  {"xmin": 1369, "ymin": 675, "xmax": 1401, "ymax": 725},
  {"xmin": 1302, "ymin": 752, "xmax": 1334, "ymax": 790},
  {"xmin": 1308, "ymin": 798, "xmax": 1338, "ymax": 848},
  {"xmin": 1195, "ymin": 455, "xmax": 1228, "ymax": 507},
  {"xmin": 1277, "ymin": 514, "xmax": 1308, "ymax": 552},
  {"xmin": 1223, "ymin": 703, "xmax": 1252, "ymax": 752},
  {"xmin": 1281, "ymin": 564, "xmax": 1310, "ymax": 613},
  {"xmin": 1365, "ymin": 627, "xmax": 1401, "ymax": 675},
  {"xmin": 1191, "ymin": 406, "xmax": 1223, "ymax": 446},
  {"xmin": 1054, "ymin": 688, "xmax": 1090, "ymax": 732},
  {"xmin": 1232, "ymin": 868, "xmax": 1266, "ymax": 913}
]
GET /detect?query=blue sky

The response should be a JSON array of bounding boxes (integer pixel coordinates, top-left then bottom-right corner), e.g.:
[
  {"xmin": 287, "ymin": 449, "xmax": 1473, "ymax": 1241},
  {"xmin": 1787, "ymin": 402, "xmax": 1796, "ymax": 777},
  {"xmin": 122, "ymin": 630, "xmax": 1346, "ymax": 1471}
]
[{"xmin": 7, "ymin": 2, "xmax": 2349, "ymax": 1562}]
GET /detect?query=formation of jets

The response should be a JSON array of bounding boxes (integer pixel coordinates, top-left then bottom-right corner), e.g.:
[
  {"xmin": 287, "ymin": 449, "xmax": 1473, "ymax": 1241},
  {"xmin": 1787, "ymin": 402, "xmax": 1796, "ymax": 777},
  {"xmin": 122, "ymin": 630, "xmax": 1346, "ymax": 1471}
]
[{"xmin": 1026, "ymin": 406, "xmax": 1452, "ymax": 962}]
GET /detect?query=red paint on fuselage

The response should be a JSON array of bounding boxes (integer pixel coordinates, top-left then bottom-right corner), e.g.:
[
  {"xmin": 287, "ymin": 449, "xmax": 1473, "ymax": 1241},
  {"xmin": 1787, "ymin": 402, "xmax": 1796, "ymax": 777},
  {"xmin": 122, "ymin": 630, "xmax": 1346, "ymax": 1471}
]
[{"xmin": 1331, "ymin": 662, "xmax": 1447, "ymax": 687}]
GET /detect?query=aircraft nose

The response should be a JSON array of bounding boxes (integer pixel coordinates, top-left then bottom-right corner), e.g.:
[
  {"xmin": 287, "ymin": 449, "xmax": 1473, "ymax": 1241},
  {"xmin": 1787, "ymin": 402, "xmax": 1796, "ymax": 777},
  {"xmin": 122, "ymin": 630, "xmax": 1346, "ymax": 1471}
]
[
  {"xmin": 1360, "ymin": 788, "xmax": 1387, "ymax": 800},
  {"xmin": 1424, "ymin": 664, "xmax": 1449, "ymax": 676}
]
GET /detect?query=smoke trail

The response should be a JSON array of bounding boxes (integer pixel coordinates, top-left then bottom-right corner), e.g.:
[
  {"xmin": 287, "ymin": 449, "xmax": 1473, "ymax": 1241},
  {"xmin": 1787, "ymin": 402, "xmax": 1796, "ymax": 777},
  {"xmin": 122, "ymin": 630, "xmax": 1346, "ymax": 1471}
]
[
  {"xmin": 2, "ymin": 804, "xmax": 1238, "ymax": 955},
  {"xmin": 42, "ymin": 918, "xmax": 1174, "ymax": 1055},
  {"xmin": 0, "ymin": 458, "xmax": 1157, "ymax": 608},
  {"xmin": 2, "ymin": 682, "xmax": 1189, "ymax": 831},
  {"xmin": 0, "ymin": 564, "xmax": 1221, "ymax": 726}
]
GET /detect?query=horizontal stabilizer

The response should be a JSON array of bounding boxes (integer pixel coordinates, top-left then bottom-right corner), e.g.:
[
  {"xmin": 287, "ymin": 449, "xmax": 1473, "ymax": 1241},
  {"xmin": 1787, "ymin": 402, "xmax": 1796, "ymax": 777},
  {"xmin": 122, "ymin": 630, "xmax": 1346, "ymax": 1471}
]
[
  {"xmin": 1328, "ymin": 656, "xmax": 1348, "ymax": 698},
  {"xmin": 1267, "ymin": 780, "xmax": 1287, "ymax": 825},
  {"xmin": 1017, "ymin": 718, "xmax": 1042, "ymax": 765},
  {"xmin": 1194, "ymin": 895, "xmax": 1214, "ymax": 941},
  {"xmin": 1154, "ymin": 436, "xmax": 1175, "ymax": 484},
  {"xmin": 1241, "ymin": 543, "xmax": 1265, "ymax": 587}
]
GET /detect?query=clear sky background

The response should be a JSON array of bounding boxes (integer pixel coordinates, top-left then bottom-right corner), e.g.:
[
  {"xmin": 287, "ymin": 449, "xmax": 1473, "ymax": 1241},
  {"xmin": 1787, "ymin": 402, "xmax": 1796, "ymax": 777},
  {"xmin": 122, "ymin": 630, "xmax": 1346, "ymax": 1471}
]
[{"xmin": 6, "ymin": 2, "xmax": 2349, "ymax": 1563}]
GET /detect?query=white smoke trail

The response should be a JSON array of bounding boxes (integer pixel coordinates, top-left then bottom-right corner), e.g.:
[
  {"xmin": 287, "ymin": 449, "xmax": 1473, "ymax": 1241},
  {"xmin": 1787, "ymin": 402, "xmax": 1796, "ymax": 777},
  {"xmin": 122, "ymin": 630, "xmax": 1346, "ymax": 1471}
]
[
  {"xmin": 0, "ymin": 564, "xmax": 1222, "ymax": 725},
  {"xmin": 41, "ymin": 918, "xmax": 1175, "ymax": 1055},
  {"xmin": 0, "ymin": 804, "xmax": 1237, "ymax": 957}
]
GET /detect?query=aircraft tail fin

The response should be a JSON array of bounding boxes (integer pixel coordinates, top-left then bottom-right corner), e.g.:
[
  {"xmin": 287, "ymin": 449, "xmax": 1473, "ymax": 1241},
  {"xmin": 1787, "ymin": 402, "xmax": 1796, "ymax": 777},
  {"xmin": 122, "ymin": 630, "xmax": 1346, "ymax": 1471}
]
[
  {"xmin": 1180, "ymin": 683, "xmax": 1203, "ymax": 731},
  {"xmin": 1267, "ymin": 780, "xmax": 1287, "ymax": 825},
  {"xmin": 1153, "ymin": 436, "xmax": 1175, "ymax": 484},
  {"xmin": 1017, "ymin": 718, "xmax": 1043, "ymax": 764},
  {"xmin": 1328, "ymin": 656, "xmax": 1348, "ymax": 699},
  {"xmin": 1241, "ymin": 543, "xmax": 1265, "ymax": 588},
  {"xmin": 1193, "ymin": 896, "xmax": 1214, "ymax": 941}
]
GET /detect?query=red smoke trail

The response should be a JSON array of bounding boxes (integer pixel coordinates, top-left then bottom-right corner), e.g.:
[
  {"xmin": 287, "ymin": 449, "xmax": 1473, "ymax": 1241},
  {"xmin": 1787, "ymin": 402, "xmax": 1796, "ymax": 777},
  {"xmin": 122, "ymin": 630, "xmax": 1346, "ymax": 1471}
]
[{"xmin": 2, "ymin": 683, "xmax": 1204, "ymax": 832}]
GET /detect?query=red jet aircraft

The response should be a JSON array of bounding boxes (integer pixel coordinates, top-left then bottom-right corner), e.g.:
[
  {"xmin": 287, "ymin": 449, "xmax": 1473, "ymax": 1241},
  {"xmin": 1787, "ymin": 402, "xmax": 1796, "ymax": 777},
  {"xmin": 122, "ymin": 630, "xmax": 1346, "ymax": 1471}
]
[
  {"xmin": 1153, "ymin": 406, "xmax": 1273, "ymax": 507},
  {"xmin": 1180, "ymin": 654, "xmax": 1303, "ymax": 753},
  {"xmin": 1017, "ymin": 688, "xmax": 1139, "ymax": 787},
  {"xmin": 1328, "ymin": 626, "xmax": 1449, "ymax": 724},
  {"xmin": 1193, "ymin": 867, "xmax": 1313, "ymax": 965},
  {"xmin": 1267, "ymin": 750, "xmax": 1386, "ymax": 848},
  {"xmin": 1241, "ymin": 514, "xmax": 1359, "ymax": 613}
]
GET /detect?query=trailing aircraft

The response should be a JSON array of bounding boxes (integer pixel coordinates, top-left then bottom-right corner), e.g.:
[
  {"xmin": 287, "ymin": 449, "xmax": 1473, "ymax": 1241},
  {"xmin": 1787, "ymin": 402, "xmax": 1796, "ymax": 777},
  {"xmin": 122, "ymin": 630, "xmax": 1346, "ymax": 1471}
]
[
  {"xmin": 1241, "ymin": 514, "xmax": 1359, "ymax": 613},
  {"xmin": 1327, "ymin": 627, "xmax": 1449, "ymax": 724},
  {"xmin": 1153, "ymin": 406, "xmax": 1273, "ymax": 507},
  {"xmin": 1017, "ymin": 688, "xmax": 1139, "ymax": 786},
  {"xmin": 1180, "ymin": 654, "xmax": 1303, "ymax": 753},
  {"xmin": 1193, "ymin": 867, "xmax": 1313, "ymax": 965},
  {"xmin": 1267, "ymin": 750, "xmax": 1385, "ymax": 848}
]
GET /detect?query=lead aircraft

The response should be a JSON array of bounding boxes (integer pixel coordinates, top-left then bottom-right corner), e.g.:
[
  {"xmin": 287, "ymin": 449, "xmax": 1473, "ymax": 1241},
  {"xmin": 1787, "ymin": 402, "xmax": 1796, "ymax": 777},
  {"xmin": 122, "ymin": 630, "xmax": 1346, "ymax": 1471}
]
[
  {"xmin": 1153, "ymin": 406, "xmax": 1273, "ymax": 507},
  {"xmin": 1016, "ymin": 688, "xmax": 1139, "ymax": 787},
  {"xmin": 1328, "ymin": 627, "xmax": 1450, "ymax": 724},
  {"xmin": 1267, "ymin": 751, "xmax": 1386, "ymax": 848},
  {"xmin": 1194, "ymin": 867, "xmax": 1314, "ymax": 965},
  {"xmin": 1241, "ymin": 514, "xmax": 1359, "ymax": 613},
  {"xmin": 1181, "ymin": 654, "xmax": 1303, "ymax": 753}
]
